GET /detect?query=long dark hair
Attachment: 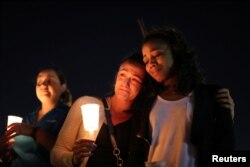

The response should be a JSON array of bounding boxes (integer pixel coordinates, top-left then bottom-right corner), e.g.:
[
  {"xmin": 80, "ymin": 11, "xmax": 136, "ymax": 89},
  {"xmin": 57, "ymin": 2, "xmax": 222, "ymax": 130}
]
[{"xmin": 142, "ymin": 26, "xmax": 205, "ymax": 95}]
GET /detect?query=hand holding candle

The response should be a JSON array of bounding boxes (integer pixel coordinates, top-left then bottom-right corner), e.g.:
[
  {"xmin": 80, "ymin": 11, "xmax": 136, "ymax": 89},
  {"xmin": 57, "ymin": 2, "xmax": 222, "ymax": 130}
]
[
  {"xmin": 7, "ymin": 115, "xmax": 23, "ymax": 142},
  {"xmin": 72, "ymin": 138, "xmax": 97, "ymax": 165}
]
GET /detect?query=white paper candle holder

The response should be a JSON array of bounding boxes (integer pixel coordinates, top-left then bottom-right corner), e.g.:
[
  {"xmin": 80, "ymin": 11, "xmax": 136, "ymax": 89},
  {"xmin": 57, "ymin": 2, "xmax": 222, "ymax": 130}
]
[{"xmin": 80, "ymin": 104, "xmax": 99, "ymax": 137}]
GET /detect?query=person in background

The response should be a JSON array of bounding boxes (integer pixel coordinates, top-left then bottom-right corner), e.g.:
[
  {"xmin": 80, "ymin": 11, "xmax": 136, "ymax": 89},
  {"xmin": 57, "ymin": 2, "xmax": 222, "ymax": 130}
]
[
  {"xmin": 0, "ymin": 67, "xmax": 72, "ymax": 167},
  {"xmin": 136, "ymin": 26, "xmax": 235, "ymax": 167}
]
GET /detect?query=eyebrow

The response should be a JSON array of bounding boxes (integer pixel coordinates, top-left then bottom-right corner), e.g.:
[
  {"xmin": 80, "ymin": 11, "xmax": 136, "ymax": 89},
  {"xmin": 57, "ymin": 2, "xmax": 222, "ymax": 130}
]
[
  {"xmin": 143, "ymin": 48, "xmax": 161, "ymax": 58},
  {"xmin": 37, "ymin": 73, "xmax": 57, "ymax": 77},
  {"xmin": 37, "ymin": 75, "xmax": 57, "ymax": 81},
  {"xmin": 119, "ymin": 68, "xmax": 143, "ymax": 80}
]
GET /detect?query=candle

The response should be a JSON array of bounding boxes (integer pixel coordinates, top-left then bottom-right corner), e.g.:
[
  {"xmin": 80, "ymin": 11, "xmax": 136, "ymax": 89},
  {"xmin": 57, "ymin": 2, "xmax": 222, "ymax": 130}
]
[
  {"xmin": 7, "ymin": 115, "xmax": 23, "ymax": 142},
  {"xmin": 7, "ymin": 115, "xmax": 23, "ymax": 127},
  {"xmin": 80, "ymin": 104, "xmax": 99, "ymax": 135}
]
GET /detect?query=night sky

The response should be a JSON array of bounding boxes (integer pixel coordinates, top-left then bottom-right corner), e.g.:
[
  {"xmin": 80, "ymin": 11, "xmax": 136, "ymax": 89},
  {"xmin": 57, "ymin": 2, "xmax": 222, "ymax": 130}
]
[{"xmin": 1, "ymin": 1, "xmax": 250, "ymax": 150}]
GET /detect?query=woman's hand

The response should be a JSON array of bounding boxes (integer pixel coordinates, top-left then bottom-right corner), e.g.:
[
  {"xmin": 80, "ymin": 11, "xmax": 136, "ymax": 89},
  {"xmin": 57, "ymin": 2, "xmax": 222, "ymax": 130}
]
[
  {"xmin": 72, "ymin": 138, "xmax": 97, "ymax": 165},
  {"xmin": 5, "ymin": 123, "xmax": 33, "ymax": 140},
  {"xmin": 216, "ymin": 88, "xmax": 235, "ymax": 119}
]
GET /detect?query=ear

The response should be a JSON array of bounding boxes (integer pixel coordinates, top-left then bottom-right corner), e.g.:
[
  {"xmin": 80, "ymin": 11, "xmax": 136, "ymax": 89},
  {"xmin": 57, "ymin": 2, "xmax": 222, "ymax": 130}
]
[{"xmin": 61, "ymin": 83, "xmax": 67, "ymax": 92}]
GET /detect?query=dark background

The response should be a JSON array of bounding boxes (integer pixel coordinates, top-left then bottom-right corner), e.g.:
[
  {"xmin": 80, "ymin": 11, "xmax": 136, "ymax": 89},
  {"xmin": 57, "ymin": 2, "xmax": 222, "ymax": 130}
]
[{"xmin": 1, "ymin": 1, "xmax": 249, "ymax": 150}]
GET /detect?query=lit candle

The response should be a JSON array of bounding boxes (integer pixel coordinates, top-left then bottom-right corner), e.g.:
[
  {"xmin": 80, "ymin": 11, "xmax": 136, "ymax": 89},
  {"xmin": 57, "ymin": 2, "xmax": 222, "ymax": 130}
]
[
  {"xmin": 80, "ymin": 104, "xmax": 99, "ymax": 138},
  {"xmin": 7, "ymin": 115, "xmax": 23, "ymax": 127},
  {"xmin": 7, "ymin": 115, "xmax": 23, "ymax": 142}
]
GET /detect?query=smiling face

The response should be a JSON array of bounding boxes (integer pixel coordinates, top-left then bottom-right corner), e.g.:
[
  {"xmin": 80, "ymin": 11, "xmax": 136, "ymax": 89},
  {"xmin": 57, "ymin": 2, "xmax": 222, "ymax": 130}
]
[
  {"xmin": 36, "ymin": 69, "xmax": 66, "ymax": 104},
  {"xmin": 142, "ymin": 40, "xmax": 174, "ymax": 84},
  {"xmin": 114, "ymin": 61, "xmax": 145, "ymax": 102}
]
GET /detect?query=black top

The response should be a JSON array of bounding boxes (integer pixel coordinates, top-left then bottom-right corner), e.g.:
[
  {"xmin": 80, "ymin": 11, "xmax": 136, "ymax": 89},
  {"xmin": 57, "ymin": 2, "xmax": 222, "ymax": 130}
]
[{"xmin": 86, "ymin": 119, "xmax": 132, "ymax": 167}]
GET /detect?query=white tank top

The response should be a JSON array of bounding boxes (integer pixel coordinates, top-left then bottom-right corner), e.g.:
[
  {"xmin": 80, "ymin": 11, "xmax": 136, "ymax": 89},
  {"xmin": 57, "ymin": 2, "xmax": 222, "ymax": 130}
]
[{"xmin": 147, "ymin": 92, "xmax": 196, "ymax": 167}]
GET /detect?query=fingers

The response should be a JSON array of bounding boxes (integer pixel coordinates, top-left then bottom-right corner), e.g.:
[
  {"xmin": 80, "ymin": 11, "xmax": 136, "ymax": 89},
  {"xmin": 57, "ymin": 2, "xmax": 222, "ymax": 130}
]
[
  {"xmin": 73, "ymin": 140, "xmax": 97, "ymax": 154},
  {"xmin": 5, "ymin": 123, "xmax": 21, "ymax": 139},
  {"xmin": 72, "ymin": 139, "xmax": 97, "ymax": 164},
  {"xmin": 216, "ymin": 88, "xmax": 229, "ymax": 93},
  {"xmin": 76, "ymin": 138, "xmax": 95, "ymax": 143},
  {"xmin": 216, "ymin": 88, "xmax": 234, "ymax": 107},
  {"xmin": 7, "ymin": 122, "xmax": 21, "ymax": 130},
  {"xmin": 216, "ymin": 97, "xmax": 234, "ymax": 109},
  {"xmin": 216, "ymin": 88, "xmax": 235, "ymax": 120},
  {"xmin": 74, "ymin": 139, "xmax": 97, "ymax": 151},
  {"xmin": 6, "ymin": 123, "xmax": 34, "ymax": 137},
  {"xmin": 216, "ymin": 88, "xmax": 230, "ymax": 98},
  {"xmin": 73, "ymin": 147, "xmax": 92, "ymax": 159}
]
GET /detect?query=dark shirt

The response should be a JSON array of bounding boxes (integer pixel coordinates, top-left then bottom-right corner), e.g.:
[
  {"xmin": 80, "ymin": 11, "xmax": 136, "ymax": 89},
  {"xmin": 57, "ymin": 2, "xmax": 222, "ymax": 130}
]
[
  {"xmin": 86, "ymin": 119, "xmax": 132, "ymax": 167},
  {"xmin": 12, "ymin": 103, "xmax": 69, "ymax": 167}
]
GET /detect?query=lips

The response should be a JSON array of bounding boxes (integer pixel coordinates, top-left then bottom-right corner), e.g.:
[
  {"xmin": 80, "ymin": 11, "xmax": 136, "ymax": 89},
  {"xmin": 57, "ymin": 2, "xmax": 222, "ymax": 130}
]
[
  {"xmin": 149, "ymin": 66, "xmax": 160, "ymax": 77},
  {"xmin": 119, "ymin": 88, "xmax": 129, "ymax": 94},
  {"xmin": 40, "ymin": 89, "xmax": 49, "ymax": 95}
]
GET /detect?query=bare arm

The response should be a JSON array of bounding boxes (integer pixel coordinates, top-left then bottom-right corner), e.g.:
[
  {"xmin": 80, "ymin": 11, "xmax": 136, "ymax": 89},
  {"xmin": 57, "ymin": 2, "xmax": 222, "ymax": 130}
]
[{"xmin": 50, "ymin": 98, "xmax": 83, "ymax": 167}]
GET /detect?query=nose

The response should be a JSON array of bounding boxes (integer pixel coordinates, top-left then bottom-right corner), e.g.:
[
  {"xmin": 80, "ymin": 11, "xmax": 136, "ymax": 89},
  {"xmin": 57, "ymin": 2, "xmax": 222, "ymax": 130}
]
[
  {"xmin": 148, "ymin": 57, "xmax": 157, "ymax": 68},
  {"xmin": 123, "ymin": 77, "xmax": 131, "ymax": 87},
  {"xmin": 40, "ymin": 80, "xmax": 49, "ymax": 86}
]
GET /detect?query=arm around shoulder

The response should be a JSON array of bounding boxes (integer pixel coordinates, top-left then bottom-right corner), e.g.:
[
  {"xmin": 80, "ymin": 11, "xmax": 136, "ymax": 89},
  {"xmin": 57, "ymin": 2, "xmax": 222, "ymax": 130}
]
[{"xmin": 213, "ymin": 91, "xmax": 235, "ymax": 151}]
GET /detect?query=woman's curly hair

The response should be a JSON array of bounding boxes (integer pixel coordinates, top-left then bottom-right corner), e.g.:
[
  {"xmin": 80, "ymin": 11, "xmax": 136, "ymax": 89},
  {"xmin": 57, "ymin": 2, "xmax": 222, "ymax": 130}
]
[{"xmin": 142, "ymin": 26, "xmax": 205, "ymax": 95}]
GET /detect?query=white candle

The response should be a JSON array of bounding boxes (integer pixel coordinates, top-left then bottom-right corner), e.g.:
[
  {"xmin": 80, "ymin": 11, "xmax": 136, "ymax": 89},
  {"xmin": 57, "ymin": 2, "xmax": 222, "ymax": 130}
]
[
  {"xmin": 7, "ymin": 115, "xmax": 23, "ymax": 142},
  {"xmin": 7, "ymin": 115, "xmax": 23, "ymax": 127},
  {"xmin": 80, "ymin": 104, "xmax": 99, "ymax": 134}
]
